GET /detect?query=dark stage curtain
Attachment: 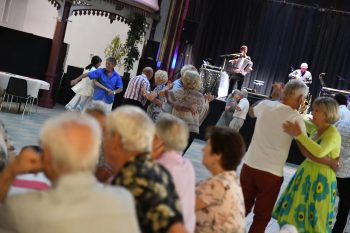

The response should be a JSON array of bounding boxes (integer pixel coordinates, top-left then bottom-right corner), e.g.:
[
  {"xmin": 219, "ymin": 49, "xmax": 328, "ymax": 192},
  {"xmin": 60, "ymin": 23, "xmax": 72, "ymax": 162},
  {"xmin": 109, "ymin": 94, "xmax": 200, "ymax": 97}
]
[{"xmin": 185, "ymin": 0, "xmax": 350, "ymax": 98}]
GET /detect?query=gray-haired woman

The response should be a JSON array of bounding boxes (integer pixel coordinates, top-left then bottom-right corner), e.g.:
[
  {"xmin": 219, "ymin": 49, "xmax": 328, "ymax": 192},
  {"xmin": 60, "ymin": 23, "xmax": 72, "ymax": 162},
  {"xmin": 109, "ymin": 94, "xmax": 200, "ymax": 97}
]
[{"xmin": 161, "ymin": 70, "xmax": 210, "ymax": 153}]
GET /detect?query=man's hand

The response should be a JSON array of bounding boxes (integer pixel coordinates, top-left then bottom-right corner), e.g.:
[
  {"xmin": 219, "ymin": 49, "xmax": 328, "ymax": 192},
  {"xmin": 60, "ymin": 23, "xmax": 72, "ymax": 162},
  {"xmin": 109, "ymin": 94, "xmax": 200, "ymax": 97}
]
[
  {"xmin": 107, "ymin": 89, "xmax": 114, "ymax": 95},
  {"xmin": 9, "ymin": 147, "xmax": 43, "ymax": 176},
  {"xmin": 282, "ymin": 121, "xmax": 302, "ymax": 137},
  {"xmin": 70, "ymin": 79, "xmax": 79, "ymax": 86},
  {"xmin": 204, "ymin": 93, "xmax": 215, "ymax": 102}
]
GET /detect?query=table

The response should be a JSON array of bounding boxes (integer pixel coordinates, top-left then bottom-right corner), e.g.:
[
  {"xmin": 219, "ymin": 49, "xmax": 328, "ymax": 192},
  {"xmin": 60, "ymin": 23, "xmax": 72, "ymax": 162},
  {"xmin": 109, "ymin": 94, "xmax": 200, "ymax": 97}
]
[{"xmin": 0, "ymin": 72, "xmax": 50, "ymax": 98}]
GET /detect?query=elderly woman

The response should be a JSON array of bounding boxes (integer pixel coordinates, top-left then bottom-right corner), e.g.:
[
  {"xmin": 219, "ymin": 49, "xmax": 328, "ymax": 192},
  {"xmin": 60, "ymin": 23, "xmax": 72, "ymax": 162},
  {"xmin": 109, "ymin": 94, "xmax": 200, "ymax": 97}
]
[
  {"xmin": 144, "ymin": 70, "xmax": 168, "ymax": 122},
  {"xmin": 153, "ymin": 114, "xmax": 196, "ymax": 233},
  {"xmin": 195, "ymin": 126, "xmax": 246, "ymax": 233},
  {"xmin": 273, "ymin": 97, "xmax": 341, "ymax": 232},
  {"xmin": 162, "ymin": 70, "xmax": 209, "ymax": 153}
]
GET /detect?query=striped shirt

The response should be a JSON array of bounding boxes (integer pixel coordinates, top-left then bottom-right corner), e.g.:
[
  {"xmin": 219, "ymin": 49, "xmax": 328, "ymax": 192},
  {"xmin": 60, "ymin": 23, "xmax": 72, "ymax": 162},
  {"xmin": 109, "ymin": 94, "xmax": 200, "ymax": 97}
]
[
  {"xmin": 124, "ymin": 74, "xmax": 150, "ymax": 106},
  {"xmin": 335, "ymin": 119, "xmax": 350, "ymax": 178}
]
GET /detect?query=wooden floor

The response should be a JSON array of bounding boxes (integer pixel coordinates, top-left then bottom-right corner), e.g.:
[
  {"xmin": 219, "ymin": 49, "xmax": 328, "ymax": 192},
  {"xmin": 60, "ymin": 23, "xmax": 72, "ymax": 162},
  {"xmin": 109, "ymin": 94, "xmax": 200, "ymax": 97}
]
[{"xmin": 1, "ymin": 104, "xmax": 349, "ymax": 233}]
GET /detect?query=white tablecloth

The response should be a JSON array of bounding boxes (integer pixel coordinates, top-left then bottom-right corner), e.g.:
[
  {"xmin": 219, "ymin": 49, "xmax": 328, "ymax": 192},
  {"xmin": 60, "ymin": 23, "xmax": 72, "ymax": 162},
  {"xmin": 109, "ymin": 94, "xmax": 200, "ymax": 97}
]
[{"xmin": 0, "ymin": 72, "xmax": 50, "ymax": 98}]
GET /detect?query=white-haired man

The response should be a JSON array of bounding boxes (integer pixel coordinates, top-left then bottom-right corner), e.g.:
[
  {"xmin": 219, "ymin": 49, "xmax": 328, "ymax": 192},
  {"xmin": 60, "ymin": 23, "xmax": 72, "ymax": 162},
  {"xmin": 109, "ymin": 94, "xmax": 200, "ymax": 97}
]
[
  {"xmin": 288, "ymin": 62, "xmax": 312, "ymax": 87},
  {"xmin": 104, "ymin": 106, "xmax": 187, "ymax": 233},
  {"xmin": 0, "ymin": 113, "xmax": 140, "ymax": 233},
  {"xmin": 241, "ymin": 79, "xmax": 309, "ymax": 233},
  {"xmin": 229, "ymin": 88, "xmax": 250, "ymax": 132},
  {"xmin": 153, "ymin": 114, "xmax": 196, "ymax": 233}
]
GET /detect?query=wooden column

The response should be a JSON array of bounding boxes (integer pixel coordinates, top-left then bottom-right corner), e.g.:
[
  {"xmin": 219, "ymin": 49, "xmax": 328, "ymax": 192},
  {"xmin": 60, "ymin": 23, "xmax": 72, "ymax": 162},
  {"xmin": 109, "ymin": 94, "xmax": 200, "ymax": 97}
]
[
  {"xmin": 39, "ymin": 0, "xmax": 72, "ymax": 108},
  {"xmin": 159, "ymin": 0, "xmax": 189, "ymax": 80}
]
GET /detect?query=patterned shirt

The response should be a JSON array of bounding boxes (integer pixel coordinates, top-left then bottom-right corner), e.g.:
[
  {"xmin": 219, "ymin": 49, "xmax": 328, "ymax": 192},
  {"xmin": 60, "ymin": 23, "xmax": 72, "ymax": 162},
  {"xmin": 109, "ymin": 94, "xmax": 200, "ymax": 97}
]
[
  {"xmin": 335, "ymin": 119, "xmax": 350, "ymax": 178},
  {"xmin": 124, "ymin": 74, "xmax": 150, "ymax": 106},
  {"xmin": 147, "ymin": 83, "xmax": 167, "ymax": 122},
  {"xmin": 112, "ymin": 154, "xmax": 183, "ymax": 233},
  {"xmin": 195, "ymin": 171, "xmax": 245, "ymax": 233}
]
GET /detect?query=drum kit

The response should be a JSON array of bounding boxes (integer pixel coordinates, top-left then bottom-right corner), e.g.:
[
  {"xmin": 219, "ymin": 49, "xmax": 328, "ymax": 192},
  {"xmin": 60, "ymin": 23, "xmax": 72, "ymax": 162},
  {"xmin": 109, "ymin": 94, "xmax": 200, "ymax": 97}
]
[{"xmin": 199, "ymin": 53, "xmax": 256, "ymax": 97}]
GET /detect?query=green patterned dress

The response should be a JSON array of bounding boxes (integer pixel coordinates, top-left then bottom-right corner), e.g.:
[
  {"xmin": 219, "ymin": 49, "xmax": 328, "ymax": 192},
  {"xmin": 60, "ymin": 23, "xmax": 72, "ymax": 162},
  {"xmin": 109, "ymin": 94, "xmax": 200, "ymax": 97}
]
[{"xmin": 272, "ymin": 124, "xmax": 341, "ymax": 233}]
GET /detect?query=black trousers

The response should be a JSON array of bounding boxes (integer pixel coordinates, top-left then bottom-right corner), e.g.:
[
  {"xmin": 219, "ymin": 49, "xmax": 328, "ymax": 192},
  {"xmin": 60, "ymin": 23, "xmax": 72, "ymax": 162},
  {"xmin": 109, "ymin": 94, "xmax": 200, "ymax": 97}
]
[
  {"xmin": 123, "ymin": 98, "xmax": 145, "ymax": 110},
  {"xmin": 183, "ymin": 132, "xmax": 198, "ymax": 155},
  {"xmin": 228, "ymin": 73, "xmax": 245, "ymax": 94},
  {"xmin": 332, "ymin": 177, "xmax": 350, "ymax": 233}
]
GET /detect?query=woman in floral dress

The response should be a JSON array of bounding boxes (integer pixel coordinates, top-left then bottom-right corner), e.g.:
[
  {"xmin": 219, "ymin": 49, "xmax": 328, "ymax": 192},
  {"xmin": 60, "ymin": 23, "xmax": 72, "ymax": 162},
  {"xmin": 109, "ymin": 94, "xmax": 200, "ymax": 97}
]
[{"xmin": 273, "ymin": 97, "xmax": 341, "ymax": 233}]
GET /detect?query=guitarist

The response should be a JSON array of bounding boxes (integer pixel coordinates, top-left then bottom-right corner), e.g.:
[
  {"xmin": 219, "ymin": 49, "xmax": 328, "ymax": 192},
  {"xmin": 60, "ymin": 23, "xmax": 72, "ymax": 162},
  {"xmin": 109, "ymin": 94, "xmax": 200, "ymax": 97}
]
[
  {"xmin": 288, "ymin": 62, "xmax": 312, "ymax": 87},
  {"xmin": 227, "ymin": 45, "xmax": 253, "ymax": 94}
]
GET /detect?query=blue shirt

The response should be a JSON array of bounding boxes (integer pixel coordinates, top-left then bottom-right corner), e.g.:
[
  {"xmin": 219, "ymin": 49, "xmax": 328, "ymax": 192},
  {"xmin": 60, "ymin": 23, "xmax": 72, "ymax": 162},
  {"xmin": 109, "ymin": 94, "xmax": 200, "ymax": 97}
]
[
  {"xmin": 172, "ymin": 79, "xmax": 183, "ymax": 90},
  {"xmin": 88, "ymin": 68, "xmax": 123, "ymax": 104}
]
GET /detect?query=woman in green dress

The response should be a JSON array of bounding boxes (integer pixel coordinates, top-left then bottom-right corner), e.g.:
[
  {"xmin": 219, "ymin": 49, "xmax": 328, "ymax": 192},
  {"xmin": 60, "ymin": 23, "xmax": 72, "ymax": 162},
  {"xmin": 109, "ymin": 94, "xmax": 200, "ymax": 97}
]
[{"xmin": 273, "ymin": 97, "xmax": 341, "ymax": 233}]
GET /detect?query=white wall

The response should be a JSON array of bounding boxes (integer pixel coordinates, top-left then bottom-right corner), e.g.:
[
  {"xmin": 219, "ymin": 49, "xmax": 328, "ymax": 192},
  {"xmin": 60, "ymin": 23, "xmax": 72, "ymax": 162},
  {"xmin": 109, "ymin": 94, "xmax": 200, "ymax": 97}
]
[{"xmin": 0, "ymin": 0, "xmax": 152, "ymax": 77}]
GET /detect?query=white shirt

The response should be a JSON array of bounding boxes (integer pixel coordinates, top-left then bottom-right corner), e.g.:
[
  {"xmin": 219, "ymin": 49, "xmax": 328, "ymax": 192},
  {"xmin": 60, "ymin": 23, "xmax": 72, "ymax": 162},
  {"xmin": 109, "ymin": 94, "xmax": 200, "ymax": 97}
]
[
  {"xmin": 335, "ymin": 120, "xmax": 350, "ymax": 178},
  {"xmin": 233, "ymin": 98, "xmax": 250, "ymax": 120},
  {"xmin": 0, "ymin": 173, "xmax": 140, "ymax": 233},
  {"xmin": 243, "ymin": 100, "xmax": 306, "ymax": 177},
  {"xmin": 338, "ymin": 105, "xmax": 350, "ymax": 120}
]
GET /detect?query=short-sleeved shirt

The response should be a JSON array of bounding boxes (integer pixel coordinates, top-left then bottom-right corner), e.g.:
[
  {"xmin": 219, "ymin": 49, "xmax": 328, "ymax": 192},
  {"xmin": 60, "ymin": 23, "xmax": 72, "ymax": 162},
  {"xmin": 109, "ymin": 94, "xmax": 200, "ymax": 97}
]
[
  {"xmin": 335, "ymin": 119, "xmax": 350, "ymax": 178},
  {"xmin": 112, "ymin": 154, "xmax": 183, "ymax": 233},
  {"xmin": 195, "ymin": 171, "xmax": 245, "ymax": 233},
  {"xmin": 243, "ymin": 100, "xmax": 306, "ymax": 177},
  {"xmin": 88, "ymin": 68, "xmax": 123, "ymax": 104},
  {"xmin": 124, "ymin": 74, "xmax": 150, "ymax": 106},
  {"xmin": 232, "ymin": 97, "xmax": 250, "ymax": 120}
]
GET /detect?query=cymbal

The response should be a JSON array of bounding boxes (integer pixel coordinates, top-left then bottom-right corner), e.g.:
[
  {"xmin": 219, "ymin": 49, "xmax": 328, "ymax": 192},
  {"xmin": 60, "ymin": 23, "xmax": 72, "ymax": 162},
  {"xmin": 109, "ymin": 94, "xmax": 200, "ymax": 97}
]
[{"xmin": 218, "ymin": 53, "xmax": 240, "ymax": 58}]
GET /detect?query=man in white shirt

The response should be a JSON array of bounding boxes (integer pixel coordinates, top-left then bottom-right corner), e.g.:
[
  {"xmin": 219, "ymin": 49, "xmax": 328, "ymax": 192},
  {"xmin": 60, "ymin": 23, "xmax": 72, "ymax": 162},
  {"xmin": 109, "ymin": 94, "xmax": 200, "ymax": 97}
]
[
  {"xmin": 334, "ymin": 93, "xmax": 350, "ymax": 120},
  {"xmin": 0, "ymin": 113, "xmax": 140, "ymax": 233},
  {"xmin": 229, "ymin": 88, "xmax": 250, "ymax": 132},
  {"xmin": 240, "ymin": 80, "xmax": 308, "ymax": 233}
]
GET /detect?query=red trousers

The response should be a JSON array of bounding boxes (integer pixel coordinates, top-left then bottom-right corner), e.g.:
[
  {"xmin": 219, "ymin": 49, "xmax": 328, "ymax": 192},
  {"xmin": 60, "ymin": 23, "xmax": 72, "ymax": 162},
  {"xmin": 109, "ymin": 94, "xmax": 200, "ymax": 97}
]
[{"xmin": 240, "ymin": 164, "xmax": 283, "ymax": 233}]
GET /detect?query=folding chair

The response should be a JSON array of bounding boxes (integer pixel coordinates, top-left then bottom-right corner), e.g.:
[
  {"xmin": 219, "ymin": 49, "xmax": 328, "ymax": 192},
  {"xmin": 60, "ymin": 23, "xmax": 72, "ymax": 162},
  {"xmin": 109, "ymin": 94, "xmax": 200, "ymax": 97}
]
[{"xmin": 0, "ymin": 77, "xmax": 31, "ymax": 118}]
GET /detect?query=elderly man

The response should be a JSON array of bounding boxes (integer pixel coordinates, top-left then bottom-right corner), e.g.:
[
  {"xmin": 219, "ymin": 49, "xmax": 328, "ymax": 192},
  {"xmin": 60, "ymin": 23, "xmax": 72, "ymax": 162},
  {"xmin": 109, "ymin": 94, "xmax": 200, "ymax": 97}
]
[
  {"xmin": 71, "ymin": 57, "xmax": 123, "ymax": 112},
  {"xmin": 0, "ymin": 113, "xmax": 140, "ymax": 233},
  {"xmin": 229, "ymin": 88, "xmax": 250, "ymax": 132},
  {"xmin": 288, "ymin": 62, "xmax": 312, "ymax": 87},
  {"xmin": 241, "ymin": 80, "xmax": 309, "ymax": 233},
  {"xmin": 104, "ymin": 106, "xmax": 187, "ymax": 233},
  {"xmin": 123, "ymin": 67, "xmax": 153, "ymax": 109},
  {"xmin": 332, "ymin": 119, "xmax": 350, "ymax": 233},
  {"xmin": 153, "ymin": 114, "xmax": 196, "ymax": 233}
]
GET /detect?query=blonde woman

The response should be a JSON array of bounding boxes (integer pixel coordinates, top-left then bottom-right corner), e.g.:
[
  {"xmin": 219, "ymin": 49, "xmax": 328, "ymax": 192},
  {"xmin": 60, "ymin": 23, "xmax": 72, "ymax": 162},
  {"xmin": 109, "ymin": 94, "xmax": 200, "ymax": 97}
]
[{"xmin": 273, "ymin": 97, "xmax": 341, "ymax": 232}]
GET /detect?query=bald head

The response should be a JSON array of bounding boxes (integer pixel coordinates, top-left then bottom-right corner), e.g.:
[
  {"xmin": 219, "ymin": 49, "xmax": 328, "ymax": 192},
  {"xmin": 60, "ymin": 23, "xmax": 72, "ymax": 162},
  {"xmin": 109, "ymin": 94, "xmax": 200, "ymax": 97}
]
[{"xmin": 142, "ymin": 67, "xmax": 154, "ymax": 80}]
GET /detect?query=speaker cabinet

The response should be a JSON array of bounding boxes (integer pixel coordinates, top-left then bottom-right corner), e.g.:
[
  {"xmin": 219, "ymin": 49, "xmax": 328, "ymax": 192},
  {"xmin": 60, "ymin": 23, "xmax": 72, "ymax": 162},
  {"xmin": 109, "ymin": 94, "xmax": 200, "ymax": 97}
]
[
  {"xmin": 57, "ymin": 66, "xmax": 84, "ymax": 105},
  {"xmin": 181, "ymin": 20, "xmax": 199, "ymax": 44},
  {"xmin": 144, "ymin": 40, "xmax": 160, "ymax": 60}
]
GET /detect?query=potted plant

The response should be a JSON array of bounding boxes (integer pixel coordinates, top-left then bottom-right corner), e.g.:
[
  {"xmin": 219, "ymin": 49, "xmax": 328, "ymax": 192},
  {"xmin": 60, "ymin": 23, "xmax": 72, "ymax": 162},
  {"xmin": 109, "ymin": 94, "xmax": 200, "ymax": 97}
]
[
  {"xmin": 104, "ymin": 35, "xmax": 127, "ymax": 68},
  {"xmin": 123, "ymin": 13, "xmax": 146, "ymax": 78}
]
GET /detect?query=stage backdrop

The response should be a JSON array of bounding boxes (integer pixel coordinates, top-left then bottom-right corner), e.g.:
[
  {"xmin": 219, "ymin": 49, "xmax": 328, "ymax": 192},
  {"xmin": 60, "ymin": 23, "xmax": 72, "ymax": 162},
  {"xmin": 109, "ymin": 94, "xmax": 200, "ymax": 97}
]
[{"xmin": 184, "ymin": 0, "xmax": 350, "ymax": 98}]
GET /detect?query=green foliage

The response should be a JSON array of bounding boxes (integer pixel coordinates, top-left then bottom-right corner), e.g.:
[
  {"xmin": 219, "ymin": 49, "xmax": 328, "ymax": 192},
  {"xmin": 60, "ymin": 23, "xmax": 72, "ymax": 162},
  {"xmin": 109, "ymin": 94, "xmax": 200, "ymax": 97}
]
[
  {"xmin": 124, "ymin": 14, "xmax": 146, "ymax": 72},
  {"xmin": 104, "ymin": 35, "xmax": 127, "ymax": 67}
]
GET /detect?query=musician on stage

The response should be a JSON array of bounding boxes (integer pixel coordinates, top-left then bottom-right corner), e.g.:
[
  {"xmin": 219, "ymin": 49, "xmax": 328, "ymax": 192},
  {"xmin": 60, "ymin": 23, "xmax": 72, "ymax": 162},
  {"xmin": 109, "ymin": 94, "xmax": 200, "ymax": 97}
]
[
  {"xmin": 288, "ymin": 62, "xmax": 312, "ymax": 87},
  {"xmin": 227, "ymin": 45, "xmax": 253, "ymax": 94}
]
